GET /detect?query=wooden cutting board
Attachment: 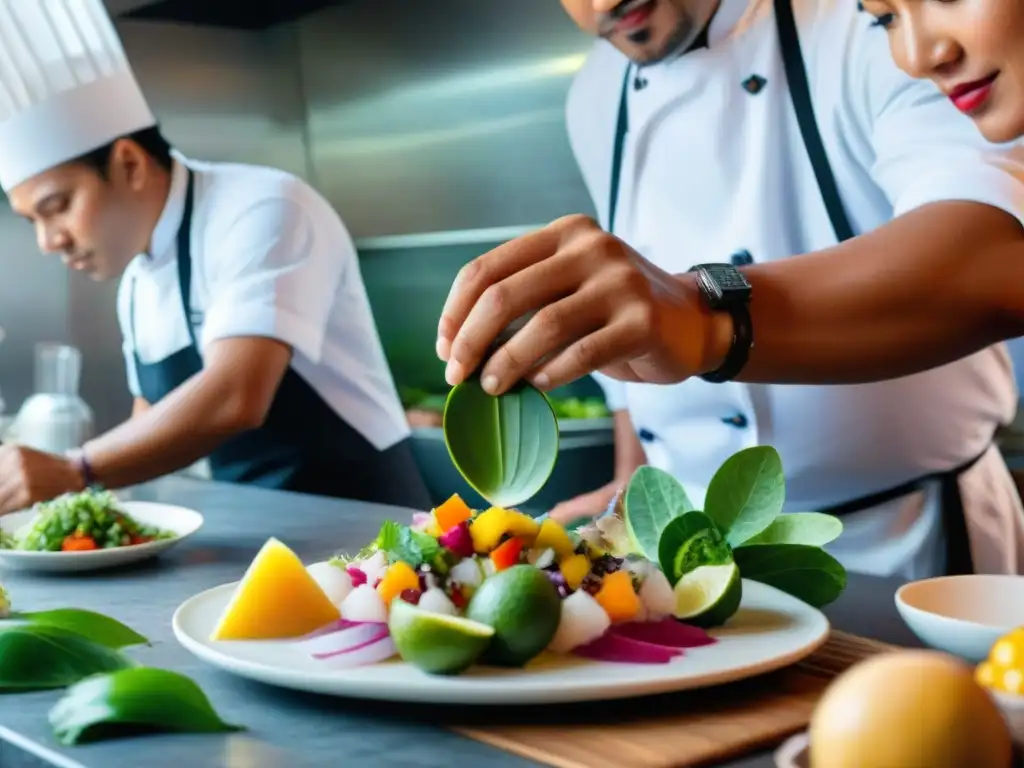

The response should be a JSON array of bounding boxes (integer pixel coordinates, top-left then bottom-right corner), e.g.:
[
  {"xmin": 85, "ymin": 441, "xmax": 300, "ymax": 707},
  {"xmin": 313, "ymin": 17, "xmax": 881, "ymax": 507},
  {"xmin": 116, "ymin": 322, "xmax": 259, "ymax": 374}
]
[{"xmin": 454, "ymin": 631, "xmax": 899, "ymax": 768}]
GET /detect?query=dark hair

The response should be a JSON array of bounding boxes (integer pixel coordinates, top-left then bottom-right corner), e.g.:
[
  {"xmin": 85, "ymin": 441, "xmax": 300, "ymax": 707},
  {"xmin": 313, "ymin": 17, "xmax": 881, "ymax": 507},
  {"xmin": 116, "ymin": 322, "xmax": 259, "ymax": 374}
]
[{"xmin": 73, "ymin": 126, "xmax": 173, "ymax": 177}]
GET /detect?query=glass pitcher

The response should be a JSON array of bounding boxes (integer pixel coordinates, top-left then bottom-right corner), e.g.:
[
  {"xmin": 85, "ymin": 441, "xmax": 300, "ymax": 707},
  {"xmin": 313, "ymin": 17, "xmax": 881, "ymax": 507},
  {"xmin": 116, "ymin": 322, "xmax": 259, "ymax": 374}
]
[{"xmin": 13, "ymin": 342, "xmax": 95, "ymax": 454}]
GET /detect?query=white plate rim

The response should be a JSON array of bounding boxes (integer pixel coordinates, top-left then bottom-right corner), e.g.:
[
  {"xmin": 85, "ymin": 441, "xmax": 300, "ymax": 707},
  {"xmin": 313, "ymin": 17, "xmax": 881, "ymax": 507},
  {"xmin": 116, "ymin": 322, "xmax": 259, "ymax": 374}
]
[{"xmin": 172, "ymin": 576, "xmax": 831, "ymax": 705}]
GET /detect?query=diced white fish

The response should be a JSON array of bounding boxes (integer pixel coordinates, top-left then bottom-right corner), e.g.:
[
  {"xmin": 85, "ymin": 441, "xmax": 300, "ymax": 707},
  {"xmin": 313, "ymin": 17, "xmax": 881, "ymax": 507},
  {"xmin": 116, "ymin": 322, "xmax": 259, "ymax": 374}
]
[
  {"xmin": 306, "ymin": 561, "xmax": 354, "ymax": 606},
  {"xmin": 340, "ymin": 584, "xmax": 389, "ymax": 623},
  {"xmin": 639, "ymin": 568, "xmax": 674, "ymax": 620},
  {"xmin": 528, "ymin": 547, "xmax": 556, "ymax": 570},
  {"xmin": 359, "ymin": 551, "xmax": 388, "ymax": 585},
  {"xmin": 418, "ymin": 588, "xmax": 458, "ymax": 617},
  {"xmin": 548, "ymin": 589, "xmax": 612, "ymax": 654},
  {"xmin": 449, "ymin": 558, "xmax": 484, "ymax": 589}
]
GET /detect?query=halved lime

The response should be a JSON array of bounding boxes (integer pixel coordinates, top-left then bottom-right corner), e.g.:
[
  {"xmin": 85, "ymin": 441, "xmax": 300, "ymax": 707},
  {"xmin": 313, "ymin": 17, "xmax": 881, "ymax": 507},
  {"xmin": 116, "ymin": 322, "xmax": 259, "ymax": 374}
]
[
  {"xmin": 672, "ymin": 561, "xmax": 742, "ymax": 628},
  {"xmin": 388, "ymin": 598, "xmax": 495, "ymax": 675}
]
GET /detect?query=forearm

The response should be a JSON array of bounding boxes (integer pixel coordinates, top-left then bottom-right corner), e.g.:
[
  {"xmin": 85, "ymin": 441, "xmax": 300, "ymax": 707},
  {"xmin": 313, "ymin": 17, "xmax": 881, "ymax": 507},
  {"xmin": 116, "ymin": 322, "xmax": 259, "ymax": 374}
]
[
  {"xmin": 697, "ymin": 202, "xmax": 1024, "ymax": 384},
  {"xmin": 83, "ymin": 373, "xmax": 256, "ymax": 488}
]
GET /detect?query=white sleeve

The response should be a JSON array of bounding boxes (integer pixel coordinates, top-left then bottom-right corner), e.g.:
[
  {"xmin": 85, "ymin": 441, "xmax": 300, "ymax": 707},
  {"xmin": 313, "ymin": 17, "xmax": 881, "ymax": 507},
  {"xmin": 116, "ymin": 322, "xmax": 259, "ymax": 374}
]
[
  {"xmin": 851, "ymin": 20, "xmax": 1024, "ymax": 225},
  {"xmin": 590, "ymin": 372, "xmax": 628, "ymax": 412},
  {"xmin": 199, "ymin": 195, "xmax": 346, "ymax": 365}
]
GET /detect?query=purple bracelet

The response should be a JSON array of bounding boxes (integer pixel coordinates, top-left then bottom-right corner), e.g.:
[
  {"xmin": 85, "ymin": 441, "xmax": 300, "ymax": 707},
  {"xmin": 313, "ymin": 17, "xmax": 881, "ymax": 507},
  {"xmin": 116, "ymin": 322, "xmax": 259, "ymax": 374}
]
[{"xmin": 70, "ymin": 450, "xmax": 98, "ymax": 489}]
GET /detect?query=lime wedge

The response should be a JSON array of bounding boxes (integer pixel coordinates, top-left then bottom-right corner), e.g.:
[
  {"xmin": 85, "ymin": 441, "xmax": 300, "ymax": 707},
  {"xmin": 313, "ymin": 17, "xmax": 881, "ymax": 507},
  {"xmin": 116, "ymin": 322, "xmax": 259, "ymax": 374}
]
[
  {"xmin": 672, "ymin": 562, "xmax": 742, "ymax": 628},
  {"xmin": 388, "ymin": 598, "xmax": 495, "ymax": 675}
]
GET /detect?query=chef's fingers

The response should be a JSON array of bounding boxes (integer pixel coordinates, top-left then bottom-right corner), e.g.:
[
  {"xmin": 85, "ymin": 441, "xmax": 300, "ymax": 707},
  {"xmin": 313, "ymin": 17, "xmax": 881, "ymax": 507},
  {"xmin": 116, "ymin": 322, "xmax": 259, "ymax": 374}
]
[
  {"xmin": 524, "ymin": 311, "xmax": 655, "ymax": 394},
  {"xmin": 437, "ymin": 224, "xmax": 563, "ymax": 361},
  {"xmin": 476, "ymin": 283, "xmax": 612, "ymax": 395}
]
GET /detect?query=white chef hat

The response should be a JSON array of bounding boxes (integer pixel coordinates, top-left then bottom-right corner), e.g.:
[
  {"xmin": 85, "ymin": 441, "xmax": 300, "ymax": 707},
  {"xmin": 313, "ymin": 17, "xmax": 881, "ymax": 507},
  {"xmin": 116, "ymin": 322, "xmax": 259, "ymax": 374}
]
[{"xmin": 0, "ymin": 0, "xmax": 156, "ymax": 192}]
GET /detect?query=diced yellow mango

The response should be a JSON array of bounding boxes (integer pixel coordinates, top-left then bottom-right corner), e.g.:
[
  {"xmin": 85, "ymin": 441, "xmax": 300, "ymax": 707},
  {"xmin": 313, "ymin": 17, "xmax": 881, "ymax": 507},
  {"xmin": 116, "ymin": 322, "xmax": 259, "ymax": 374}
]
[
  {"xmin": 559, "ymin": 553, "xmax": 591, "ymax": 591},
  {"xmin": 470, "ymin": 507, "xmax": 511, "ymax": 553},
  {"xmin": 377, "ymin": 561, "xmax": 421, "ymax": 604},
  {"xmin": 210, "ymin": 538, "xmax": 340, "ymax": 641},
  {"xmin": 504, "ymin": 510, "xmax": 541, "ymax": 543},
  {"xmin": 595, "ymin": 570, "xmax": 641, "ymax": 624},
  {"xmin": 534, "ymin": 518, "xmax": 575, "ymax": 560}
]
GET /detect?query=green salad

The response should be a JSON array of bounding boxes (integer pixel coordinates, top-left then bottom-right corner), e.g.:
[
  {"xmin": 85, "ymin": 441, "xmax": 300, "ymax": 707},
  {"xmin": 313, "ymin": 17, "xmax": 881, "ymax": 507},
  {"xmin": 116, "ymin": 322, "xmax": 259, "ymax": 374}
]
[{"xmin": 0, "ymin": 489, "xmax": 175, "ymax": 553}]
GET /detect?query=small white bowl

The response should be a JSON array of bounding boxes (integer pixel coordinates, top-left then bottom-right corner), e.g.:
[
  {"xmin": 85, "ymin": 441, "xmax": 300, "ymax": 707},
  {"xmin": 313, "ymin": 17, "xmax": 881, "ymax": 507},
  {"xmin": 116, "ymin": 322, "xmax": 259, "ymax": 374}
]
[{"xmin": 895, "ymin": 575, "xmax": 1024, "ymax": 663}]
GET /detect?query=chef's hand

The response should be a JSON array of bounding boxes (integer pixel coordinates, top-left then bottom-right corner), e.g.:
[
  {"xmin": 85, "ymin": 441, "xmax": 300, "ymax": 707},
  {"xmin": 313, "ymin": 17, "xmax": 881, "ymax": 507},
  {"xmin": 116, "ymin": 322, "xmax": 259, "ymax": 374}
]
[
  {"xmin": 436, "ymin": 214, "xmax": 732, "ymax": 395},
  {"xmin": 0, "ymin": 445, "xmax": 85, "ymax": 515},
  {"xmin": 548, "ymin": 481, "xmax": 620, "ymax": 525}
]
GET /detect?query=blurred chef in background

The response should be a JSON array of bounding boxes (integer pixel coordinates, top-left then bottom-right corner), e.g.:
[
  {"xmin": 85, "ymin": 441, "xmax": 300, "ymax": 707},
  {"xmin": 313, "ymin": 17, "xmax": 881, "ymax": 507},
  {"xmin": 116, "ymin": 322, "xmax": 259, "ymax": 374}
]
[
  {"xmin": 438, "ymin": 0, "xmax": 1024, "ymax": 578},
  {"xmin": 0, "ymin": 0, "xmax": 431, "ymax": 514}
]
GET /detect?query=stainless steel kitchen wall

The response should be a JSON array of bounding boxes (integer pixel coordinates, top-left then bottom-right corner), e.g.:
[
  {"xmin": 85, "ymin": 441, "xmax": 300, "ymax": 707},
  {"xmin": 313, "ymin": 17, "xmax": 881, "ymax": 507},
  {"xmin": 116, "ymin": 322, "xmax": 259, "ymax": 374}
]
[
  {"xmin": 0, "ymin": 19, "xmax": 310, "ymax": 433},
  {"xmin": 295, "ymin": 0, "xmax": 597, "ymax": 238}
]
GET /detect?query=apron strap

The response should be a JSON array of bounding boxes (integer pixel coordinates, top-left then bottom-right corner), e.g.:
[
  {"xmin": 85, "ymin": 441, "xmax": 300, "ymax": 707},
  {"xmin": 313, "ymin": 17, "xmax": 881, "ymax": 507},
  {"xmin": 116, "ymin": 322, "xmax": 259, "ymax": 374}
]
[
  {"xmin": 773, "ymin": 0, "xmax": 856, "ymax": 243},
  {"xmin": 608, "ymin": 65, "xmax": 632, "ymax": 235},
  {"xmin": 175, "ymin": 169, "xmax": 200, "ymax": 349}
]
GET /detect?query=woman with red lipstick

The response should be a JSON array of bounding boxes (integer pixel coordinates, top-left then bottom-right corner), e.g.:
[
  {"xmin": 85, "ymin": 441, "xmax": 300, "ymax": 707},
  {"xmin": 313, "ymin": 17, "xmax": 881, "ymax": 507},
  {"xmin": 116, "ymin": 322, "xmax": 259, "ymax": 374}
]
[{"xmin": 860, "ymin": 0, "xmax": 1024, "ymax": 144}]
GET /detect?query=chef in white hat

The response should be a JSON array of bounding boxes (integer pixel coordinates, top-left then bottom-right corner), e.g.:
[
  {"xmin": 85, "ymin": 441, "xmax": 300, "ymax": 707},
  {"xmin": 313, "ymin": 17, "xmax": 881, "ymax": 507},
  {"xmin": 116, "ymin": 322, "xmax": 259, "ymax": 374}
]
[{"xmin": 0, "ymin": 0, "xmax": 432, "ymax": 514}]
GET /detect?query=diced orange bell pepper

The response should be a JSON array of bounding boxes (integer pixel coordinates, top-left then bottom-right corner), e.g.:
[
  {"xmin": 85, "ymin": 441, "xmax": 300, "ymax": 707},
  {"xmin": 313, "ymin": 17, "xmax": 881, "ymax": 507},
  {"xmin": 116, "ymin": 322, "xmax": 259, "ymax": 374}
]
[
  {"xmin": 62, "ymin": 534, "xmax": 98, "ymax": 552},
  {"xmin": 377, "ymin": 561, "xmax": 421, "ymax": 605},
  {"xmin": 490, "ymin": 537, "xmax": 525, "ymax": 571},
  {"xmin": 434, "ymin": 494, "xmax": 474, "ymax": 533},
  {"xmin": 594, "ymin": 570, "xmax": 641, "ymax": 623}
]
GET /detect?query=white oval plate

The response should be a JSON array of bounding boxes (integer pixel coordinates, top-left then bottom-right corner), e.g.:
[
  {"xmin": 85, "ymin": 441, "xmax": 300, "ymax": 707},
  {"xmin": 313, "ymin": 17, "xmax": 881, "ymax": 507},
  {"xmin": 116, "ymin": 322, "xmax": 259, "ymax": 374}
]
[
  {"xmin": 0, "ymin": 500, "xmax": 203, "ymax": 573},
  {"xmin": 173, "ymin": 575, "xmax": 830, "ymax": 705}
]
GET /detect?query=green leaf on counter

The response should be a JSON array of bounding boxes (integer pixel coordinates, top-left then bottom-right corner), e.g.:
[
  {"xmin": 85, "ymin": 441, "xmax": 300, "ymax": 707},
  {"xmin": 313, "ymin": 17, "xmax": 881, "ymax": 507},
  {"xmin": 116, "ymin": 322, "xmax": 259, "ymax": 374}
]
[
  {"xmin": 443, "ymin": 377, "xmax": 559, "ymax": 509},
  {"xmin": 9, "ymin": 609, "xmax": 149, "ymax": 650},
  {"xmin": 49, "ymin": 667, "xmax": 243, "ymax": 745},
  {"xmin": 0, "ymin": 625, "xmax": 135, "ymax": 692},
  {"xmin": 741, "ymin": 512, "xmax": 843, "ymax": 548},
  {"xmin": 733, "ymin": 543, "xmax": 847, "ymax": 608},
  {"xmin": 705, "ymin": 446, "xmax": 785, "ymax": 547},
  {"xmin": 657, "ymin": 511, "xmax": 732, "ymax": 584},
  {"xmin": 624, "ymin": 466, "xmax": 696, "ymax": 560}
]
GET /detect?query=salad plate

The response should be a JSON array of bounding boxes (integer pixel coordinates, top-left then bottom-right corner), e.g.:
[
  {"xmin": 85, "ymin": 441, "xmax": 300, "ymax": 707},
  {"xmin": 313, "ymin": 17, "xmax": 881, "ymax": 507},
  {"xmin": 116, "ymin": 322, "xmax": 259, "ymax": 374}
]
[
  {"xmin": 173, "ymin": 570, "xmax": 829, "ymax": 705},
  {"xmin": 0, "ymin": 493, "xmax": 203, "ymax": 573}
]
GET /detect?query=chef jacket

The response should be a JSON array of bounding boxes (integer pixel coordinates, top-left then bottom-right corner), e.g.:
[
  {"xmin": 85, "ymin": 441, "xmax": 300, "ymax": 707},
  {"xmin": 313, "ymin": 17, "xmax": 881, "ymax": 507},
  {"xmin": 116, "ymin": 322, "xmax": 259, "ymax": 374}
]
[
  {"xmin": 117, "ymin": 154, "xmax": 414, "ymax": 470},
  {"xmin": 567, "ymin": 0, "xmax": 1024, "ymax": 579}
]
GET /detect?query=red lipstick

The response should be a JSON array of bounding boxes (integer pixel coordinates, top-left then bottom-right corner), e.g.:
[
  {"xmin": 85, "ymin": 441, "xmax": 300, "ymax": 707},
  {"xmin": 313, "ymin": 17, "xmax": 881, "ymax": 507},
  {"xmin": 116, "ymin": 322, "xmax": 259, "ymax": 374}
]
[{"xmin": 949, "ymin": 73, "xmax": 998, "ymax": 114}]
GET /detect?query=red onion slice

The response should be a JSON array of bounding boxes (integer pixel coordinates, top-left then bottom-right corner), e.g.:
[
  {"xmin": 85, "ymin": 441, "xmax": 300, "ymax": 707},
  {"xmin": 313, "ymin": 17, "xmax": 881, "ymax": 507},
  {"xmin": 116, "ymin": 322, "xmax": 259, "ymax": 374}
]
[
  {"xmin": 292, "ymin": 622, "xmax": 388, "ymax": 657},
  {"xmin": 315, "ymin": 634, "xmax": 398, "ymax": 669},
  {"xmin": 610, "ymin": 619, "xmax": 717, "ymax": 648},
  {"xmin": 573, "ymin": 632, "xmax": 684, "ymax": 664}
]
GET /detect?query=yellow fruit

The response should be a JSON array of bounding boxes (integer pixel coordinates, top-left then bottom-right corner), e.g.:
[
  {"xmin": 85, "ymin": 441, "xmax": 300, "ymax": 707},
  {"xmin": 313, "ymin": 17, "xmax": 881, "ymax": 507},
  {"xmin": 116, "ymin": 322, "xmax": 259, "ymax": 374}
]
[
  {"xmin": 533, "ymin": 519, "xmax": 575, "ymax": 560},
  {"xmin": 210, "ymin": 538, "xmax": 341, "ymax": 641},
  {"xmin": 559, "ymin": 554, "xmax": 591, "ymax": 591},
  {"xmin": 809, "ymin": 650, "xmax": 1013, "ymax": 768},
  {"xmin": 1002, "ymin": 668, "xmax": 1024, "ymax": 696},
  {"xmin": 991, "ymin": 632, "xmax": 1024, "ymax": 669},
  {"xmin": 594, "ymin": 570, "xmax": 641, "ymax": 623},
  {"xmin": 469, "ymin": 508, "xmax": 540, "ymax": 553},
  {"xmin": 976, "ymin": 661, "xmax": 998, "ymax": 689},
  {"xmin": 377, "ymin": 561, "xmax": 421, "ymax": 605}
]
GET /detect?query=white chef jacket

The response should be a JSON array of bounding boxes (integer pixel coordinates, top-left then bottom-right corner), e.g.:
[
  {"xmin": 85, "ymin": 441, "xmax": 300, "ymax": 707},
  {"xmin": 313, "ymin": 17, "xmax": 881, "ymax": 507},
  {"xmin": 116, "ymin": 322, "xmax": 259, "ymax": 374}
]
[
  {"xmin": 567, "ymin": 0, "xmax": 1024, "ymax": 579},
  {"xmin": 116, "ymin": 153, "xmax": 411, "ymax": 452}
]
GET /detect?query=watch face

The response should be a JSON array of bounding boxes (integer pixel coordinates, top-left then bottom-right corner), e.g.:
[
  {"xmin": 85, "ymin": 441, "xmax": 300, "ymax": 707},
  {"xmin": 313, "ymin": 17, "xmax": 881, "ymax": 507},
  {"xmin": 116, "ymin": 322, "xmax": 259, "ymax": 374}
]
[
  {"xmin": 702, "ymin": 263, "xmax": 751, "ymax": 291},
  {"xmin": 693, "ymin": 263, "xmax": 751, "ymax": 306}
]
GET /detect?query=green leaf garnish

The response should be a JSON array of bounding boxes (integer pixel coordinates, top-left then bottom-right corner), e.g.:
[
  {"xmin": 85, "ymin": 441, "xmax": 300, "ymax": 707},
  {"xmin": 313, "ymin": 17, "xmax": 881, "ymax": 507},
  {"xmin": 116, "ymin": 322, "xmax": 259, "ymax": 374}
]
[
  {"xmin": 49, "ymin": 668, "xmax": 243, "ymax": 745},
  {"xmin": 741, "ymin": 512, "xmax": 843, "ymax": 547},
  {"xmin": 704, "ymin": 446, "xmax": 785, "ymax": 547},
  {"xmin": 442, "ymin": 377, "xmax": 559, "ymax": 509},
  {"xmin": 656, "ymin": 512, "xmax": 732, "ymax": 584},
  {"xmin": 623, "ymin": 466, "xmax": 696, "ymax": 560},
  {"xmin": 375, "ymin": 520, "xmax": 441, "ymax": 569},
  {"xmin": 8, "ymin": 609, "xmax": 148, "ymax": 650},
  {"xmin": 733, "ymin": 543, "xmax": 847, "ymax": 608},
  {"xmin": 0, "ymin": 625, "xmax": 135, "ymax": 692}
]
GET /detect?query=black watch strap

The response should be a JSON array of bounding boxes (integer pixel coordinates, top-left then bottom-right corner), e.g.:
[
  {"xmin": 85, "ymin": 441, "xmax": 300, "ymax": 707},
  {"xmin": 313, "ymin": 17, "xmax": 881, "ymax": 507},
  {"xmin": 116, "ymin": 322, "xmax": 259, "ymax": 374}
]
[{"xmin": 689, "ymin": 264, "xmax": 754, "ymax": 383}]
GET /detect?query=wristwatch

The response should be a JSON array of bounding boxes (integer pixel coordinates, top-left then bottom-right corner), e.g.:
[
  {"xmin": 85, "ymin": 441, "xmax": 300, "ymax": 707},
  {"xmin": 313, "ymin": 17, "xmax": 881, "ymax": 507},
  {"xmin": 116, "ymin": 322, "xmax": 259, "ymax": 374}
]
[{"xmin": 687, "ymin": 263, "xmax": 753, "ymax": 383}]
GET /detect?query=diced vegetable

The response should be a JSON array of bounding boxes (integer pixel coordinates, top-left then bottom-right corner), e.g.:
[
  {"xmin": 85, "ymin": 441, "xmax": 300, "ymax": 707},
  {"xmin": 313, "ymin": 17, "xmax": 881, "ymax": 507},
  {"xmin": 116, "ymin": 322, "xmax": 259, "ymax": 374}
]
[
  {"xmin": 638, "ymin": 569, "xmax": 675, "ymax": 621},
  {"xmin": 306, "ymin": 562, "xmax": 354, "ymax": 606},
  {"xmin": 434, "ymin": 494, "xmax": 474, "ymax": 533},
  {"xmin": 340, "ymin": 585, "xmax": 389, "ymax": 624},
  {"xmin": 594, "ymin": 570, "xmax": 641, "ymax": 623},
  {"xmin": 548, "ymin": 590, "xmax": 611, "ymax": 653},
  {"xmin": 314, "ymin": 634, "xmax": 397, "ymax": 669},
  {"xmin": 490, "ymin": 537, "xmax": 525, "ymax": 571},
  {"xmin": 448, "ymin": 558, "xmax": 484, "ymax": 591},
  {"xmin": 534, "ymin": 518, "xmax": 576, "ymax": 560},
  {"xmin": 62, "ymin": 534, "xmax": 98, "ymax": 552},
  {"xmin": 359, "ymin": 551, "xmax": 388, "ymax": 586},
  {"xmin": 527, "ymin": 547, "xmax": 556, "ymax": 570},
  {"xmin": 418, "ymin": 588, "xmax": 458, "ymax": 616},
  {"xmin": 293, "ymin": 621, "xmax": 388, "ymax": 657},
  {"xmin": 346, "ymin": 566, "xmax": 368, "ymax": 587},
  {"xmin": 573, "ymin": 632, "xmax": 683, "ymax": 664},
  {"xmin": 610, "ymin": 619, "xmax": 716, "ymax": 648},
  {"xmin": 376, "ymin": 562, "xmax": 421, "ymax": 605},
  {"xmin": 469, "ymin": 507, "xmax": 540, "ymax": 553},
  {"xmin": 559, "ymin": 554, "xmax": 591, "ymax": 591},
  {"xmin": 438, "ymin": 522, "xmax": 474, "ymax": 558}
]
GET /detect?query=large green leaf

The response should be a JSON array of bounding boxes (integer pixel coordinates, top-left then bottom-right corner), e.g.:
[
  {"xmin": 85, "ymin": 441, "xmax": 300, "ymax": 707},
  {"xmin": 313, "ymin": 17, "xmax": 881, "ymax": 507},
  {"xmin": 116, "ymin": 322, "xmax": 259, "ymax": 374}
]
[
  {"xmin": 741, "ymin": 513, "xmax": 843, "ymax": 547},
  {"xmin": 733, "ymin": 543, "xmax": 847, "ymax": 608},
  {"xmin": 656, "ymin": 511, "xmax": 732, "ymax": 584},
  {"xmin": 0, "ymin": 625, "xmax": 135, "ymax": 692},
  {"xmin": 623, "ymin": 466, "xmax": 696, "ymax": 560},
  {"xmin": 443, "ymin": 377, "xmax": 559, "ymax": 509},
  {"xmin": 704, "ymin": 446, "xmax": 785, "ymax": 547},
  {"xmin": 49, "ymin": 668, "xmax": 243, "ymax": 745},
  {"xmin": 8, "ymin": 609, "xmax": 148, "ymax": 650}
]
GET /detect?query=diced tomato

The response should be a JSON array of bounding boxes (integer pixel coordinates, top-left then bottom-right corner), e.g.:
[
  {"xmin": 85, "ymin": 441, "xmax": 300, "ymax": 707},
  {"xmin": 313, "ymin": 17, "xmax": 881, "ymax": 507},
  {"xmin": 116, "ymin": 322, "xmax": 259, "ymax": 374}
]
[
  {"xmin": 490, "ymin": 537, "xmax": 525, "ymax": 571},
  {"xmin": 450, "ymin": 586, "xmax": 467, "ymax": 609},
  {"xmin": 62, "ymin": 534, "xmax": 98, "ymax": 552},
  {"xmin": 129, "ymin": 535, "xmax": 154, "ymax": 546}
]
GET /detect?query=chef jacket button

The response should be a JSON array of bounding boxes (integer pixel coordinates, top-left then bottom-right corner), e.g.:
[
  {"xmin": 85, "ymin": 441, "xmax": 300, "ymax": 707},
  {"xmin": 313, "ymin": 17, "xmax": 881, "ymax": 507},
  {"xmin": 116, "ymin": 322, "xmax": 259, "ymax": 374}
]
[
  {"xmin": 721, "ymin": 413, "xmax": 749, "ymax": 429},
  {"xmin": 742, "ymin": 75, "xmax": 767, "ymax": 95},
  {"xmin": 633, "ymin": 75, "xmax": 649, "ymax": 91},
  {"xmin": 730, "ymin": 250, "xmax": 754, "ymax": 266},
  {"xmin": 637, "ymin": 428, "xmax": 656, "ymax": 443}
]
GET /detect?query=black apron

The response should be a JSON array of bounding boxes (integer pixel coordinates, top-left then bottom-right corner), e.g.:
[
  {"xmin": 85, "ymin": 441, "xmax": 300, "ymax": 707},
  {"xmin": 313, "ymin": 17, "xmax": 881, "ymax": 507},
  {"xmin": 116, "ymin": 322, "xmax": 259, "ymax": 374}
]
[
  {"xmin": 605, "ymin": 0, "xmax": 993, "ymax": 575},
  {"xmin": 129, "ymin": 170, "xmax": 433, "ymax": 511}
]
